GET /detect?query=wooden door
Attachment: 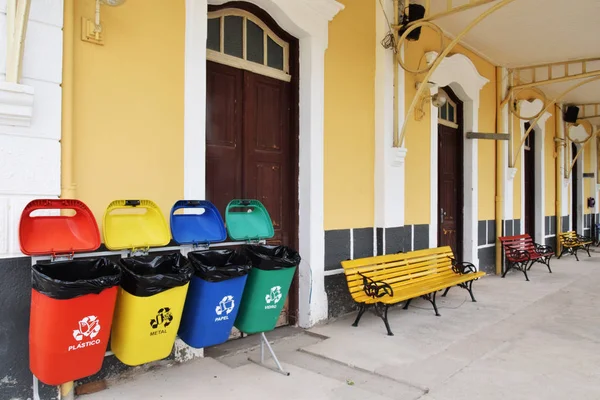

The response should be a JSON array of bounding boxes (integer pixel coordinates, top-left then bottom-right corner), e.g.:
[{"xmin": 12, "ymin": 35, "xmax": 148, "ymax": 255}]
[
  {"xmin": 206, "ymin": 61, "xmax": 295, "ymax": 326},
  {"xmin": 437, "ymin": 88, "xmax": 463, "ymax": 259},
  {"xmin": 524, "ymin": 122, "xmax": 535, "ymax": 237},
  {"xmin": 205, "ymin": 62, "xmax": 244, "ymax": 215},
  {"xmin": 243, "ymin": 72, "xmax": 293, "ymax": 246}
]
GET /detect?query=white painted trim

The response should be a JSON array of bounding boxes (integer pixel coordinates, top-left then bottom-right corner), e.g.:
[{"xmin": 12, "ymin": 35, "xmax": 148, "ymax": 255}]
[
  {"xmin": 478, "ymin": 243, "xmax": 495, "ymax": 249},
  {"xmin": 323, "ymin": 268, "xmax": 344, "ymax": 276},
  {"xmin": 0, "ymin": 81, "xmax": 34, "ymax": 126},
  {"xmin": 426, "ymin": 52, "xmax": 489, "ymax": 266},
  {"xmin": 206, "ymin": 50, "xmax": 292, "ymax": 82},
  {"xmin": 374, "ymin": 0, "xmax": 406, "ymax": 229},
  {"xmin": 184, "ymin": 0, "xmax": 343, "ymax": 329}
]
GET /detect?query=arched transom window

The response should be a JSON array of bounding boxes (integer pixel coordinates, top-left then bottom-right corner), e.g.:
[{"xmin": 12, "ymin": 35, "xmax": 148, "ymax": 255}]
[
  {"xmin": 207, "ymin": 9, "xmax": 291, "ymax": 82},
  {"xmin": 438, "ymin": 89, "xmax": 458, "ymax": 128}
]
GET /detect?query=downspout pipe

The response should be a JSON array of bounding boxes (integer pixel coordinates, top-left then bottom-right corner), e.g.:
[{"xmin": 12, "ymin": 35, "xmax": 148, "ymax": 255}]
[
  {"xmin": 495, "ymin": 66, "xmax": 504, "ymax": 275},
  {"xmin": 61, "ymin": 0, "xmax": 76, "ymax": 200},
  {"xmin": 60, "ymin": 1, "xmax": 76, "ymax": 398}
]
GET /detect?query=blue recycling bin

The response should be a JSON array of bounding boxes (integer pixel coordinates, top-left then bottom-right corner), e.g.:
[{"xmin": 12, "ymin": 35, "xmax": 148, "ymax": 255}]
[
  {"xmin": 170, "ymin": 200, "xmax": 251, "ymax": 348},
  {"xmin": 179, "ymin": 253, "xmax": 250, "ymax": 348}
]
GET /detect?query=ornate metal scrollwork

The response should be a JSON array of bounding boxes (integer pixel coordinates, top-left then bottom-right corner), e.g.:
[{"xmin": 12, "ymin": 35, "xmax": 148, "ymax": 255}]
[
  {"xmin": 448, "ymin": 257, "xmax": 477, "ymax": 275},
  {"xmin": 359, "ymin": 273, "xmax": 394, "ymax": 299}
]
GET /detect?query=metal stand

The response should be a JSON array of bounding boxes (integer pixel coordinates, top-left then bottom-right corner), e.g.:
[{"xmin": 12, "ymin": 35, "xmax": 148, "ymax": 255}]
[{"xmin": 248, "ymin": 332, "xmax": 290, "ymax": 376}]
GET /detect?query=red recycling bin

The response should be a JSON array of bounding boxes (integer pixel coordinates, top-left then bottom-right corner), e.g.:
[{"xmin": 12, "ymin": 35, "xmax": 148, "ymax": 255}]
[{"xmin": 20, "ymin": 199, "xmax": 120, "ymax": 385}]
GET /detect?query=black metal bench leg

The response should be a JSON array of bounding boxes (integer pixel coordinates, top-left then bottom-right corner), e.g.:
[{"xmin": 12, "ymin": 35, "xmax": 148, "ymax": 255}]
[
  {"xmin": 502, "ymin": 263, "xmax": 513, "ymax": 278},
  {"xmin": 442, "ymin": 287, "xmax": 451, "ymax": 297},
  {"xmin": 402, "ymin": 299, "xmax": 412, "ymax": 309},
  {"xmin": 382, "ymin": 304, "xmax": 393, "ymax": 336},
  {"xmin": 558, "ymin": 248, "xmax": 566, "ymax": 259},
  {"xmin": 423, "ymin": 292, "xmax": 440, "ymax": 317},
  {"xmin": 352, "ymin": 304, "xmax": 367, "ymax": 328},
  {"xmin": 466, "ymin": 281, "xmax": 476, "ymax": 302},
  {"xmin": 585, "ymin": 245, "xmax": 591, "ymax": 257},
  {"xmin": 522, "ymin": 262, "xmax": 530, "ymax": 281},
  {"xmin": 545, "ymin": 257, "xmax": 553, "ymax": 273},
  {"xmin": 574, "ymin": 248, "xmax": 580, "ymax": 261}
]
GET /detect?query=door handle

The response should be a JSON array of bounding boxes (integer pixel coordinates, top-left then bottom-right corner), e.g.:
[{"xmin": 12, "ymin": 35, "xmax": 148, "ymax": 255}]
[{"xmin": 440, "ymin": 208, "xmax": 447, "ymax": 224}]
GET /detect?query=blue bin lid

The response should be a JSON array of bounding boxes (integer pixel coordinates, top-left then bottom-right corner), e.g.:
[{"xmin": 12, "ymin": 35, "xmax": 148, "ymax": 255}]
[{"xmin": 170, "ymin": 200, "xmax": 227, "ymax": 245}]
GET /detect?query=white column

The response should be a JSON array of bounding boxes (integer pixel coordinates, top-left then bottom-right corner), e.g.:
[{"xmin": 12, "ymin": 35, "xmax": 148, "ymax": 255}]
[{"xmin": 374, "ymin": 0, "xmax": 406, "ymax": 234}]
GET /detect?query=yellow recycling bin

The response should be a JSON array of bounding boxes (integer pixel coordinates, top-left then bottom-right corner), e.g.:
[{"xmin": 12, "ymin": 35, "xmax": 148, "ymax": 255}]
[{"xmin": 103, "ymin": 200, "xmax": 193, "ymax": 366}]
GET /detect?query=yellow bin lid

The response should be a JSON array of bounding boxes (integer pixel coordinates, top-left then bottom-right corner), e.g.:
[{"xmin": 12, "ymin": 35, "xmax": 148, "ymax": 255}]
[{"xmin": 103, "ymin": 199, "xmax": 170, "ymax": 251}]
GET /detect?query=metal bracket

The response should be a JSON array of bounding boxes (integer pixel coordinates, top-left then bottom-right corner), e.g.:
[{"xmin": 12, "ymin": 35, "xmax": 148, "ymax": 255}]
[
  {"xmin": 248, "ymin": 332, "xmax": 290, "ymax": 376},
  {"xmin": 192, "ymin": 242, "xmax": 210, "ymax": 251},
  {"xmin": 51, "ymin": 251, "xmax": 75, "ymax": 262},
  {"xmin": 466, "ymin": 132, "xmax": 509, "ymax": 140},
  {"xmin": 130, "ymin": 246, "xmax": 150, "ymax": 257}
]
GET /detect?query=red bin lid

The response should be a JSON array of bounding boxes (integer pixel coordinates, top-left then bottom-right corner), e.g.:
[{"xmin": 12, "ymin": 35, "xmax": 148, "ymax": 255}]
[{"xmin": 19, "ymin": 199, "xmax": 101, "ymax": 256}]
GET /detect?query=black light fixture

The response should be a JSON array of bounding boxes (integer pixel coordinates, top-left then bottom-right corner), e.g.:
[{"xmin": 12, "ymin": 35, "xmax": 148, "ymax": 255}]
[
  {"xmin": 564, "ymin": 105, "xmax": 580, "ymax": 124},
  {"xmin": 399, "ymin": 4, "xmax": 426, "ymax": 41}
]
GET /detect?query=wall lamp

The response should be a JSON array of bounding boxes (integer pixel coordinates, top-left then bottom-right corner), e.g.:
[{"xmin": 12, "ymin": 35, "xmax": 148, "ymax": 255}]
[{"xmin": 414, "ymin": 81, "xmax": 446, "ymax": 121}]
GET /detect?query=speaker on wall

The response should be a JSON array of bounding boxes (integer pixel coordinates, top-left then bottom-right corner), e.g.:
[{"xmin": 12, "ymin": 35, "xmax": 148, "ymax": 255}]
[
  {"xmin": 564, "ymin": 106, "xmax": 580, "ymax": 123},
  {"xmin": 399, "ymin": 4, "xmax": 426, "ymax": 41}
]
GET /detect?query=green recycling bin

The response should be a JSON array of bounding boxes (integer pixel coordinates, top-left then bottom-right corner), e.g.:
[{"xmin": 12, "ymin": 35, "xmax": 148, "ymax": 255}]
[
  {"xmin": 225, "ymin": 200, "xmax": 301, "ymax": 334},
  {"xmin": 235, "ymin": 245, "xmax": 300, "ymax": 333}
]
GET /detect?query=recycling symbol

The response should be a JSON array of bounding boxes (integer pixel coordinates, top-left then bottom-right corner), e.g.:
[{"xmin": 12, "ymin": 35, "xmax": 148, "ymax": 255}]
[
  {"xmin": 265, "ymin": 286, "xmax": 283, "ymax": 305},
  {"xmin": 73, "ymin": 316, "xmax": 101, "ymax": 341},
  {"xmin": 215, "ymin": 295, "xmax": 235, "ymax": 316},
  {"xmin": 150, "ymin": 307, "xmax": 173, "ymax": 329}
]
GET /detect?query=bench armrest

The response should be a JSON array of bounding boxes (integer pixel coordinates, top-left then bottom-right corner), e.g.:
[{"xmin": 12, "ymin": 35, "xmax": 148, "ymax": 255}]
[
  {"xmin": 505, "ymin": 245, "xmax": 531, "ymax": 262},
  {"xmin": 576, "ymin": 234, "xmax": 592, "ymax": 242},
  {"xmin": 358, "ymin": 273, "xmax": 394, "ymax": 299},
  {"xmin": 534, "ymin": 243, "xmax": 554, "ymax": 255},
  {"xmin": 449, "ymin": 257, "xmax": 477, "ymax": 274},
  {"xmin": 562, "ymin": 237, "xmax": 580, "ymax": 246}
]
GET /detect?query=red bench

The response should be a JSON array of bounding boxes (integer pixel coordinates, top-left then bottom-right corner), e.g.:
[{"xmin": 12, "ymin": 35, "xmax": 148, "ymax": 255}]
[{"xmin": 499, "ymin": 234, "xmax": 554, "ymax": 281}]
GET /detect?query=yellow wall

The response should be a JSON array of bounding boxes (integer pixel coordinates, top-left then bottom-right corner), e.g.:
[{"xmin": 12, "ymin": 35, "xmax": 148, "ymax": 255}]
[
  {"xmin": 403, "ymin": 29, "xmax": 497, "ymax": 225},
  {"xmin": 324, "ymin": 0, "xmax": 375, "ymax": 230},
  {"xmin": 544, "ymin": 112, "xmax": 556, "ymax": 216},
  {"xmin": 70, "ymin": 0, "xmax": 185, "ymax": 231}
]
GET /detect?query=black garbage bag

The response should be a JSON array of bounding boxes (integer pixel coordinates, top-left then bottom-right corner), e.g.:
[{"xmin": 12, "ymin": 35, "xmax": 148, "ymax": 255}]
[
  {"xmin": 32, "ymin": 258, "xmax": 121, "ymax": 300},
  {"xmin": 242, "ymin": 245, "xmax": 301, "ymax": 270},
  {"xmin": 119, "ymin": 253, "xmax": 193, "ymax": 297},
  {"xmin": 188, "ymin": 250, "xmax": 252, "ymax": 282}
]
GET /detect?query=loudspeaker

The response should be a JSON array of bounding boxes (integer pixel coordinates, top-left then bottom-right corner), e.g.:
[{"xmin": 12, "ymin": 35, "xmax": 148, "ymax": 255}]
[
  {"xmin": 564, "ymin": 106, "xmax": 580, "ymax": 123},
  {"xmin": 399, "ymin": 4, "xmax": 426, "ymax": 41}
]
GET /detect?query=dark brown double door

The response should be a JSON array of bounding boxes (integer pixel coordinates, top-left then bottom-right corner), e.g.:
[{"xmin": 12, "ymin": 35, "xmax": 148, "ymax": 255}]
[
  {"xmin": 438, "ymin": 89, "xmax": 463, "ymax": 259},
  {"xmin": 205, "ymin": 61, "xmax": 296, "ymax": 324},
  {"xmin": 524, "ymin": 122, "xmax": 535, "ymax": 237}
]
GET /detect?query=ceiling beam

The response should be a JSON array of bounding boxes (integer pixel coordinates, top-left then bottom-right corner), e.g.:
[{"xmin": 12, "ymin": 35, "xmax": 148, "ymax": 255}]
[
  {"xmin": 510, "ymin": 57, "xmax": 600, "ymax": 90},
  {"xmin": 512, "ymin": 70, "xmax": 600, "ymax": 90},
  {"xmin": 572, "ymin": 103, "xmax": 600, "ymax": 119}
]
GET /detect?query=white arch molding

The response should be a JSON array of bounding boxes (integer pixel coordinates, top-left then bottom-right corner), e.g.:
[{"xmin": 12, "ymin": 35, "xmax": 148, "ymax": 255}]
[
  {"xmin": 426, "ymin": 51, "xmax": 489, "ymax": 267},
  {"xmin": 184, "ymin": 0, "xmax": 344, "ymax": 328}
]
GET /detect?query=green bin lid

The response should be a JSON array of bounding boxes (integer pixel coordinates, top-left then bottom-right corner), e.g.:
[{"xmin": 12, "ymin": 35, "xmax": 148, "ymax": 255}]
[{"xmin": 225, "ymin": 200, "xmax": 274, "ymax": 241}]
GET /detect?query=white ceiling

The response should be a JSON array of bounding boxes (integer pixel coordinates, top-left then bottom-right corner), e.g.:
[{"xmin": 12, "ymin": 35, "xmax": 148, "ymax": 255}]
[{"xmin": 411, "ymin": 0, "xmax": 600, "ymax": 114}]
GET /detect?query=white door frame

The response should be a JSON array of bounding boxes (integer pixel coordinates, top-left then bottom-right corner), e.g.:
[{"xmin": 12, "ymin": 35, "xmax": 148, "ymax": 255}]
[
  {"xmin": 183, "ymin": 0, "xmax": 343, "ymax": 327},
  {"xmin": 427, "ymin": 52, "xmax": 489, "ymax": 266}
]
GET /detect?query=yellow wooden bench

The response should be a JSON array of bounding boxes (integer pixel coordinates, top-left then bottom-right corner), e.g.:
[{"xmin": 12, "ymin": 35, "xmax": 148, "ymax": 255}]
[
  {"xmin": 341, "ymin": 246, "xmax": 486, "ymax": 336},
  {"xmin": 558, "ymin": 231, "xmax": 593, "ymax": 261}
]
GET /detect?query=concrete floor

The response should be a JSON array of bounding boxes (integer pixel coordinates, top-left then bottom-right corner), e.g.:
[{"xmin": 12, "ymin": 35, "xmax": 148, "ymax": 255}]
[{"xmin": 85, "ymin": 253, "xmax": 600, "ymax": 400}]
